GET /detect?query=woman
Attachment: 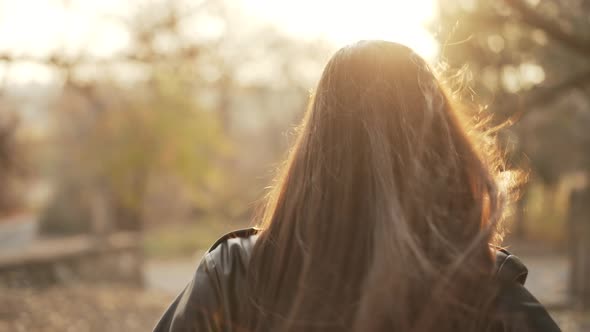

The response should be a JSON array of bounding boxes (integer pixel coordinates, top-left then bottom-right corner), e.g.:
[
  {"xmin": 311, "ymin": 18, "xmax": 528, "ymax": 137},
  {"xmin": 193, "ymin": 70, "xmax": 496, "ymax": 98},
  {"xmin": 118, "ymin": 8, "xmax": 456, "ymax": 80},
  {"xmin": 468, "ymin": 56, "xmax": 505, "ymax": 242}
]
[{"xmin": 154, "ymin": 41, "xmax": 561, "ymax": 332}]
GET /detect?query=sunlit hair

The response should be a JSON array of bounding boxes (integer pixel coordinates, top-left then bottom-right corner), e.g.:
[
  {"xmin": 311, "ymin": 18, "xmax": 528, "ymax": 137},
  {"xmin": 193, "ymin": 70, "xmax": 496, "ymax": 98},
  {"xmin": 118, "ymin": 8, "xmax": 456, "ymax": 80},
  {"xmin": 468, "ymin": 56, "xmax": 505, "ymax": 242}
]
[{"xmin": 245, "ymin": 40, "xmax": 520, "ymax": 332}]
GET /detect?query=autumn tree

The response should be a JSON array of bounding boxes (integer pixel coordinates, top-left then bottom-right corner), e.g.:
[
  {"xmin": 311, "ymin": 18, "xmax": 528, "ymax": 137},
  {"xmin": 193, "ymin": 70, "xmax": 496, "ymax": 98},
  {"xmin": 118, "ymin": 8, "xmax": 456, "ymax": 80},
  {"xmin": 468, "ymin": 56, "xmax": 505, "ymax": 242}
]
[
  {"xmin": 436, "ymin": 0, "xmax": 590, "ymax": 308},
  {"xmin": 2, "ymin": 0, "xmax": 332, "ymax": 234}
]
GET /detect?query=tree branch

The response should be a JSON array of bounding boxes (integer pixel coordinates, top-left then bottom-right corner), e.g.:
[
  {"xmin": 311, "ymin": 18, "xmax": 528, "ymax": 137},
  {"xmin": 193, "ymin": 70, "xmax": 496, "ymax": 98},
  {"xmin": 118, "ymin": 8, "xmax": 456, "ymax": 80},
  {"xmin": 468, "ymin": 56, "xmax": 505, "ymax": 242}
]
[
  {"xmin": 527, "ymin": 70, "xmax": 590, "ymax": 108},
  {"xmin": 497, "ymin": 69, "xmax": 590, "ymax": 120},
  {"xmin": 504, "ymin": 0, "xmax": 590, "ymax": 56}
]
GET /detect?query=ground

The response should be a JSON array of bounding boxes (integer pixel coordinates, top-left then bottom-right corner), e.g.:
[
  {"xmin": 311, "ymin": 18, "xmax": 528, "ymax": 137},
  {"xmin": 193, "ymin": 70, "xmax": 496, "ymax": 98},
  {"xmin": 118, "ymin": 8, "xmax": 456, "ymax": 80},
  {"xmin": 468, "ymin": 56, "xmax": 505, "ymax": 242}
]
[
  {"xmin": 0, "ymin": 285, "xmax": 171, "ymax": 332},
  {"xmin": 1, "ymin": 233, "xmax": 589, "ymax": 332},
  {"xmin": 1, "ymin": 254, "xmax": 587, "ymax": 332},
  {"xmin": 1, "ymin": 284, "xmax": 587, "ymax": 332}
]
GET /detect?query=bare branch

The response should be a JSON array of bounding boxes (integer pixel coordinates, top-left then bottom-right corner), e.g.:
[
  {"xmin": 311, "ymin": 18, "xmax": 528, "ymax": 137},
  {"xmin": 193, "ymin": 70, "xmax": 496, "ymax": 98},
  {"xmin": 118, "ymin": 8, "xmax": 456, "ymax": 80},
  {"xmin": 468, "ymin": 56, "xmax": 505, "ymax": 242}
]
[
  {"xmin": 504, "ymin": 0, "xmax": 590, "ymax": 56},
  {"xmin": 497, "ymin": 69, "xmax": 590, "ymax": 120},
  {"xmin": 526, "ymin": 70, "xmax": 590, "ymax": 108},
  {"xmin": 0, "ymin": 52, "xmax": 175, "ymax": 67}
]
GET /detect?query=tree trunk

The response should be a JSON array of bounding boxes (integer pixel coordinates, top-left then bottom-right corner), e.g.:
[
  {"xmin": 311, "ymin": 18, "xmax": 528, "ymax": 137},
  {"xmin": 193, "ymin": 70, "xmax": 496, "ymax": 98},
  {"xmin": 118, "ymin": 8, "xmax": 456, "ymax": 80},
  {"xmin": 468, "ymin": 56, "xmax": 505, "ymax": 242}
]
[
  {"xmin": 568, "ymin": 185, "xmax": 590, "ymax": 309},
  {"xmin": 89, "ymin": 188, "xmax": 112, "ymax": 245}
]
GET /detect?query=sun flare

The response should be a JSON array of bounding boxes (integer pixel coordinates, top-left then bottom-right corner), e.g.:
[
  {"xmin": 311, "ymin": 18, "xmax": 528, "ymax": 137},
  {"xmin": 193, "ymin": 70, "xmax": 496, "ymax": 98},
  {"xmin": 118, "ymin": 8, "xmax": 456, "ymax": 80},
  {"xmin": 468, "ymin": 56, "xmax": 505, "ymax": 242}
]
[
  {"xmin": 0, "ymin": 0, "xmax": 438, "ymax": 84},
  {"xmin": 242, "ymin": 0, "xmax": 438, "ymax": 60}
]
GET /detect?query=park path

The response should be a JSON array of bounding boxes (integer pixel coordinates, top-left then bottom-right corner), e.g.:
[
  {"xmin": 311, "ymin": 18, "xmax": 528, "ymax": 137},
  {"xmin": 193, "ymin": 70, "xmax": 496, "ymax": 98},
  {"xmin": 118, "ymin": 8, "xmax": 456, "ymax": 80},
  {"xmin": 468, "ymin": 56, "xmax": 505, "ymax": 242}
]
[
  {"xmin": 2, "ymin": 214, "xmax": 570, "ymax": 309},
  {"xmin": 520, "ymin": 254, "xmax": 569, "ymax": 308},
  {"xmin": 0, "ymin": 214, "xmax": 38, "ymax": 254},
  {"xmin": 145, "ymin": 253, "xmax": 205, "ymax": 296}
]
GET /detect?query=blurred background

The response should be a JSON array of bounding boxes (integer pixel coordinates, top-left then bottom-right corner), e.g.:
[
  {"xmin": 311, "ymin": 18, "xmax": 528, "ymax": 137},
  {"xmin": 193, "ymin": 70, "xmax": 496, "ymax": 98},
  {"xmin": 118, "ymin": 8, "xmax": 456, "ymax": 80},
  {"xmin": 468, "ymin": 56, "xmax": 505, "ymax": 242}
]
[{"xmin": 0, "ymin": 0, "xmax": 588, "ymax": 331}]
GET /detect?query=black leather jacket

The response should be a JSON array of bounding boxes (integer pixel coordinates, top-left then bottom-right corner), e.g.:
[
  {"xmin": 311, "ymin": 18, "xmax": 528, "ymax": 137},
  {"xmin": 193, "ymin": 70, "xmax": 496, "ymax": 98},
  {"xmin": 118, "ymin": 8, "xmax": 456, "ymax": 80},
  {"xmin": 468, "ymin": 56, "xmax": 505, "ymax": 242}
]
[{"xmin": 153, "ymin": 228, "xmax": 561, "ymax": 332}]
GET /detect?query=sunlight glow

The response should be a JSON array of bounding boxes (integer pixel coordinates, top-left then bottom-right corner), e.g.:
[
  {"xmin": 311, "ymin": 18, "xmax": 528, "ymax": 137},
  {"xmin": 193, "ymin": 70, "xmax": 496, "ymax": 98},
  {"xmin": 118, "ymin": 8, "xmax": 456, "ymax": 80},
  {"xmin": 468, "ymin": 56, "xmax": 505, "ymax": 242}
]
[
  {"xmin": 240, "ymin": 0, "xmax": 438, "ymax": 60},
  {"xmin": 0, "ymin": 0, "xmax": 438, "ymax": 83}
]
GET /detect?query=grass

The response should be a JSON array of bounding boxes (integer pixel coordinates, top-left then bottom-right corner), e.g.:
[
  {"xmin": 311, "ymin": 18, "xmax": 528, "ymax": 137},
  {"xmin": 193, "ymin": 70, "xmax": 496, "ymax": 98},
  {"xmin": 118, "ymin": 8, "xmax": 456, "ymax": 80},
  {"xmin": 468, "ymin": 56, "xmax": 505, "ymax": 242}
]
[{"xmin": 143, "ymin": 220, "xmax": 242, "ymax": 259}]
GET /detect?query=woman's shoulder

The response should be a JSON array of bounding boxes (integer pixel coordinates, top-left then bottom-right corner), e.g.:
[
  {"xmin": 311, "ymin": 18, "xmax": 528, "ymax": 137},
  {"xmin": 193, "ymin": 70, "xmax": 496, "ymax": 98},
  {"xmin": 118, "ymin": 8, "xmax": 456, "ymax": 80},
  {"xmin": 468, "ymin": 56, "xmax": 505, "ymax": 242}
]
[
  {"xmin": 203, "ymin": 227, "xmax": 260, "ymax": 271},
  {"xmin": 493, "ymin": 248, "xmax": 528, "ymax": 285},
  {"xmin": 208, "ymin": 227, "xmax": 260, "ymax": 252},
  {"xmin": 495, "ymin": 248, "xmax": 560, "ymax": 332},
  {"xmin": 492, "ymin": 248, "xmax": 562, "ymax": 331},
  {"xmin": 204, "ymin": 234, "xmax": 530, "ymax": 283},
  {"xmin": 152, "ymin": 228, "xmax": 261, "ymax": 332}
]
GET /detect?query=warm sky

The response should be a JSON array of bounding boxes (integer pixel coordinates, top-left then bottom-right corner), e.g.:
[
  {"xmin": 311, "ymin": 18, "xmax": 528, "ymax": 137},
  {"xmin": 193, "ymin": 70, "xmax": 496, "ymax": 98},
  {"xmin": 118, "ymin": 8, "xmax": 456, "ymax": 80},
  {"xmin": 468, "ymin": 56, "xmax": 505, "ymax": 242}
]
[
  {"xmin": 0, "ymin": 0, "xmax": 438, "ymax": 84},
  {"xmin": 242, "ymin": 0, "xmax": 438, "ymax": 57}
]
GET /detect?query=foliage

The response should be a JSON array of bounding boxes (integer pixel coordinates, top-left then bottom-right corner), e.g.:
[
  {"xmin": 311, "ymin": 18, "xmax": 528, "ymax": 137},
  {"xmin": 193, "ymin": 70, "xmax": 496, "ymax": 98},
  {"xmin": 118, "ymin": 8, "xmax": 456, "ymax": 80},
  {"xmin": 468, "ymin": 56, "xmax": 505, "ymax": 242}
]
[
  {"xmin": 33, "ymin": 0, "xmax": 332, "ymax": 234},
  {"xmin": 41, "ymin": 70, "xmax": 229, "ymax": 233},
  {"xmin": 437, "ymin": 0, "xmax": 590, "ymax": 307},
  {"xmin": 435, "ymin": 0, "xmax": 590, "ymax": 184}
]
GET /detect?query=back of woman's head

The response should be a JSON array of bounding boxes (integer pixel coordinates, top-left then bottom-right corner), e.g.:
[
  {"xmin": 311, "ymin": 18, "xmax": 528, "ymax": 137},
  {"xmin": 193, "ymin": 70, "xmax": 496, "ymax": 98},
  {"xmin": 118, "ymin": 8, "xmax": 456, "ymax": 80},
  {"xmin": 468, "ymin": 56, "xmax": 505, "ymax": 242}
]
[{"xmin": 247, "ymin": 40, "xmax": 512, "ymax": 332}]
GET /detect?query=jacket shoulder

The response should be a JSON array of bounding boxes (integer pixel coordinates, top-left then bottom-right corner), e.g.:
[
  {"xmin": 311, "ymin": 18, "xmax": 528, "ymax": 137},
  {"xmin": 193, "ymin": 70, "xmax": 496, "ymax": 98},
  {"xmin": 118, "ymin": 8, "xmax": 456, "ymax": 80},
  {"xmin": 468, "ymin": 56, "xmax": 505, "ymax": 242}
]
[
  {"xmin": 204, "ymin": 227, "xmax": 260, "ymax": 275},
  {"xmin": 152, "ymin": 228, "xmax": 261, "ymax": 332},
  {"xmin": 494, "ymin": 248, "xmax": 528, "ymax": 285},
  {"xmin": 208, "ymin": 227, "xmax": 260, "ymax": 253}
]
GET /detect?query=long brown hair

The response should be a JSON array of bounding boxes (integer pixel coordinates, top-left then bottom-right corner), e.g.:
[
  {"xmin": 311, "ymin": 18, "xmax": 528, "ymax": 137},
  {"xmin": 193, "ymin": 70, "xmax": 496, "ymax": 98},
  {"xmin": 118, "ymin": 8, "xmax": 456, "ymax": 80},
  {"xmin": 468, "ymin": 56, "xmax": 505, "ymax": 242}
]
[{"xmin": 246, "ymin": 40, "xmax": 513, "ymax": 332}]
